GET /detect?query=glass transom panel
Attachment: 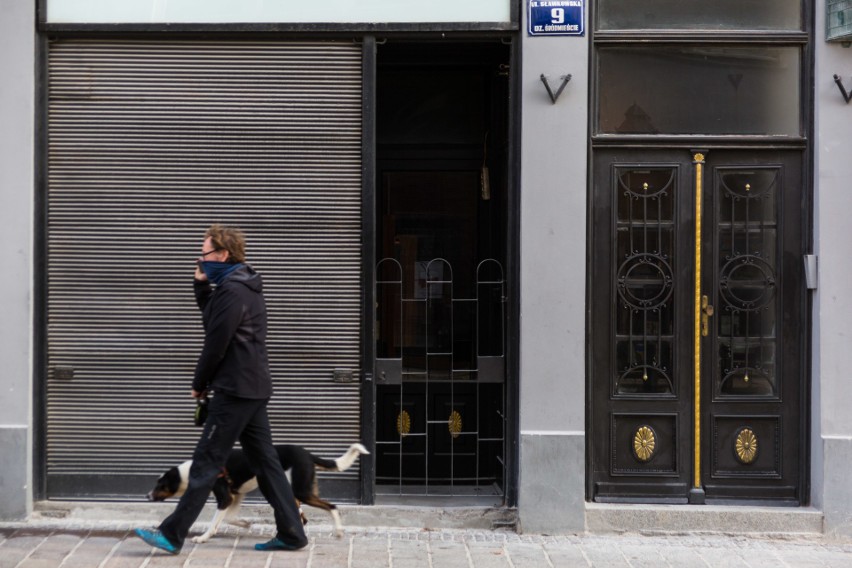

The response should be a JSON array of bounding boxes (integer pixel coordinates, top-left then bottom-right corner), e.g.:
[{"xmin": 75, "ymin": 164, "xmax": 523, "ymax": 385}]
[{"xmin": 598, "ymin": 46, "xmax": 800, "ymax": 136}]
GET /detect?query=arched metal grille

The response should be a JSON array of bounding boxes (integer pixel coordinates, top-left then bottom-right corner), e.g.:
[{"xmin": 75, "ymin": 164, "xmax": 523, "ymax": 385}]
[
  {"xmin": 716, "ymin": 168, "xmax": 779, "ymax": 396},
  {"xmin": 614, "ymin": 167, "xmax": 677, "ymax": 396}
]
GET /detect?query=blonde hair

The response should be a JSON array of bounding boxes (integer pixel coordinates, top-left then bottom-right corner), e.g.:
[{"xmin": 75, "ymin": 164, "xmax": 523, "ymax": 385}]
[{"xmin": 205, "ymin": 224, "xmax": 246, "ymax": 263}]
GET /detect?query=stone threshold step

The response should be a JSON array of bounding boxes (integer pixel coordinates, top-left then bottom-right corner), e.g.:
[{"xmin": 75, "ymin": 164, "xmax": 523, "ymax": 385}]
[
  {"xmin": 587, "ymin": 502, "xmax": 824, "ymax": 536},
  {"xmin": 31, "ymin": 500, "xmax": 516, "ymax": 531}
]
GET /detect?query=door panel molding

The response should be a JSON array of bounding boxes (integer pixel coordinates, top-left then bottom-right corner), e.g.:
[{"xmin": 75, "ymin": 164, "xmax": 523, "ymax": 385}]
[
  {"xmin": 711, "ymin": 415, "xmax": 782, "ymax": 478},
  {"xmin": 611, "ymin": 413, "xmax": 679, "ymax": 475}
]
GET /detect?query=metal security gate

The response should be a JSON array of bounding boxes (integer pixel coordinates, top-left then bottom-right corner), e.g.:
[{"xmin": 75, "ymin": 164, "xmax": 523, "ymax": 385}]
[
  {"xmin": 372, "ymin": 42, "xmax": 512, "ymax": 503},
  {"xmin": 374, "ymin": 257, "xmax": 506, "ymax": 500},
  {"xmin": 45, "ymin": 39, "xmax": 363, "ymax": 499}
]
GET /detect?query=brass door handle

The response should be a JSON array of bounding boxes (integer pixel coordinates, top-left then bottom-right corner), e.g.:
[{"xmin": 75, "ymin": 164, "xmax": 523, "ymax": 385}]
[{"xmin": 701, "ymin": 295, "xmax": 714, "ymax": 337}]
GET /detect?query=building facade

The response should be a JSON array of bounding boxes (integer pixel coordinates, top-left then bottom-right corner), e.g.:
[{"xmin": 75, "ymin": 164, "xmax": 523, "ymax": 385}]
[{"xmin": 2, "ymin": 0, "xmax": 852, "ymax": 537}]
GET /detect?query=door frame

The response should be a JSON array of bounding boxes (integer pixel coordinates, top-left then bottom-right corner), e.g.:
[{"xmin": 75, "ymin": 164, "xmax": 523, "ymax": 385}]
[{"xmin": 360, "ymin": 36, "xmax": 378, "ymax": 505}]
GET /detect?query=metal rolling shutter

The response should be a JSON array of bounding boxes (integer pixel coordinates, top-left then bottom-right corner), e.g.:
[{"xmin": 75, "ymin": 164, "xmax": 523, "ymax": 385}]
[{"xmin": 46, "ymin": 39, "xmax": 363, "ymax": 499}]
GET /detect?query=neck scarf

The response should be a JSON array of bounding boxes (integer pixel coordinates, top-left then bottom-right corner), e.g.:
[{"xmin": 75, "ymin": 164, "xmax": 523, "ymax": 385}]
[{"xmin": 200, "ymin": 261, "xmax": 244, "ymax": 286}]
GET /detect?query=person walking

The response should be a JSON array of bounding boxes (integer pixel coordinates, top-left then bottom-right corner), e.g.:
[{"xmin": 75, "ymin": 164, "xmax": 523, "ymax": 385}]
[{"xmin": 135, "ymin": 224, "xmax": 307, "ymax": 554}]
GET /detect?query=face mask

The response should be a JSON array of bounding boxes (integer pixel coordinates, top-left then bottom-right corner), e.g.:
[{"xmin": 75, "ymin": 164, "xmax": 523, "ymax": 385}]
[{"xmin": 199, "ymin": 261, "xmax": 241, "ymax": 285}]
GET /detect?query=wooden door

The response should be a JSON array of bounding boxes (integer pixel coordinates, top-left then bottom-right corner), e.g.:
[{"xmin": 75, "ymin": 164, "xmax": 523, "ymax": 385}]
[{"xmin": 590, "ymin": 149, "xmax": 805, "ymax": 503}]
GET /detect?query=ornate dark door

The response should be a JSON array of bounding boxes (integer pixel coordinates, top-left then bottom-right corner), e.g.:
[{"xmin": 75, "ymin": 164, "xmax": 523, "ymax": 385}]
[{"xmin": 590, "ymin": 149, "xmax": 805, "ymax": 503}]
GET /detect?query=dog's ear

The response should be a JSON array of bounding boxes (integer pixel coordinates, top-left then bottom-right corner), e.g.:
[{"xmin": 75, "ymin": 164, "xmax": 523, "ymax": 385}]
[{"xmin": 165, "ymin": 467, "xmax": 183, "ymax": 492}]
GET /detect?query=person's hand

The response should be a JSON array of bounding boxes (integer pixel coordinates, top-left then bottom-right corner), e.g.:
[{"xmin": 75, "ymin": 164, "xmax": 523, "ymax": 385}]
[
  {"xmin": 195, "ymin": 261, "xmax": 207, "ymax": 281},
  {"xmin": 192, "ymin": 389, "xmax": 204, "ymax": 399}
]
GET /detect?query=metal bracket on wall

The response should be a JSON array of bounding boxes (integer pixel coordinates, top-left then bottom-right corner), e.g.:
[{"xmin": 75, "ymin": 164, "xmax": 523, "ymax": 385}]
[
  {"xmin": 540, "ymin": 73, "xmax": 572, "ymax": 104},
  {"xmin": 804, "ymin": 254, "xmax": 818, "ymax": 290},
  {"xmin": 834, "ymin": 75, "xmax": 852, "ymax": 103}
]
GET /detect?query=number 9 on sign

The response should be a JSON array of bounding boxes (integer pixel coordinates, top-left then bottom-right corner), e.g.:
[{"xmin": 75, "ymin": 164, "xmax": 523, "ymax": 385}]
[{"xmin": 551, "ymin": 8, "xmax": 564, "ymax": 24}]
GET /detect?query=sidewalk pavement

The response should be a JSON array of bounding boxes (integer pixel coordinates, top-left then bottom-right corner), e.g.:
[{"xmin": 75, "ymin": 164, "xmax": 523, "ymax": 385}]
[{"xmin": 2, "ymin": 522, "xmax": 852, "ymax": 568}]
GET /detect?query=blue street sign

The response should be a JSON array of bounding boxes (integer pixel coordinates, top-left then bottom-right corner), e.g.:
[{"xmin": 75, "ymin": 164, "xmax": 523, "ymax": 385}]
[{"xmin": 528, "ymin": 0, "xmax": 584, "ymax": 36}]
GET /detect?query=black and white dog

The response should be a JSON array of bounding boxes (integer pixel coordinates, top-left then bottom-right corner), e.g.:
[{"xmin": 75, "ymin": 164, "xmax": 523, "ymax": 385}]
[{"xmin": 146, "ymin": 443, "xmax": 368, "ymax": 543}]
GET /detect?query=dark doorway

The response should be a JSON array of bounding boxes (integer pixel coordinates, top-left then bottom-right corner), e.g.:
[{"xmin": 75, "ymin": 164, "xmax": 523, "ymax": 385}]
[{"xmin": 374, "ymin": 42, "xmax": 510, "ymax": 502}]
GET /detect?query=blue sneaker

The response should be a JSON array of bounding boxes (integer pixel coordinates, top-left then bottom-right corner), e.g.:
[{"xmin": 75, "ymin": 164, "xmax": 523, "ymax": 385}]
[
  {"xmin": 254, "ymin": 537, "xmax": 307, "ymax": 551},
  {"xmin": 134, "ymin": 528, "xmax": 180, "ymax": 555}
]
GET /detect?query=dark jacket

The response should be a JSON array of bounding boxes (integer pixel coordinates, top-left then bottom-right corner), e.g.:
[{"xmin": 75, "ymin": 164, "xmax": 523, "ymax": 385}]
[{"xmin": 191, "ymin": 264, "xmax": 272, "ymax": 399}]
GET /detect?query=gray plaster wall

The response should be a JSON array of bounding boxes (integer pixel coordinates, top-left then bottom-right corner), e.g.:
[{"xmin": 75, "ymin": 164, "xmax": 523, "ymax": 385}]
[
  {"xmin": 0, "ymin": 0, "xmax": 35, "ymax": 520},
  {"xmin": 814, "ymin": 8, "xmax": 852, "ymax": 537},
  {"xmin": 517, "ymin": 9, "xmax": 588, "ymax": 534}
]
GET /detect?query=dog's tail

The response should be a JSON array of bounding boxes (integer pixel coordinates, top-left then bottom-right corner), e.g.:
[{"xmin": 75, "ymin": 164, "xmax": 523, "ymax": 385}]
[{"xmin": 314, "ymin": 443, "xmax": 370, "ymax": 472}]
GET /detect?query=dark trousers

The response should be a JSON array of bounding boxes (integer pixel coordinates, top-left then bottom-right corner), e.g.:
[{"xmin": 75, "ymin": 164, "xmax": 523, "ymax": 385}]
[{"xmin": 158, "ymin": 394, "xmax": 307, "ymax": 548}]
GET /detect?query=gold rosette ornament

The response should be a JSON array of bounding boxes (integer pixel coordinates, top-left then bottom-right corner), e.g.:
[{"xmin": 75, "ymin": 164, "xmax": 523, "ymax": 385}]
[
  {"xmin": 735, "ymin": 427, "xmax": 758, "ymax": 464},
  {"xmin": 633, "ymin": 425, "xmax": 656, "ymax": 462},
  {"xmin": 396, "ymin": 410, "xmax": 411, "ymax": 437},
  {"xmin": 448, "ymin": 411, "xmax": 462, "ymax": 439}
]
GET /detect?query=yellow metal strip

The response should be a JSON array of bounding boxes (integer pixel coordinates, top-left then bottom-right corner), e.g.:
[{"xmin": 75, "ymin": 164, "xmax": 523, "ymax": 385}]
[{"xmin": 692, "ymin": 153, "xmax": 705, "ymax": 490}]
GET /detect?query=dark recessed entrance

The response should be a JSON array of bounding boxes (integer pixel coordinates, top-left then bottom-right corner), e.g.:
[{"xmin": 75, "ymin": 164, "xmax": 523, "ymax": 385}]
[{"xmin": 374, "ymin": 42, "xmax": 510, "ymax": 502}]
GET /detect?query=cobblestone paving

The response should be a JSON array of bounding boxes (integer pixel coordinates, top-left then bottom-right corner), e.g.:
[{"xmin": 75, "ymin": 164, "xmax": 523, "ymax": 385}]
[{"xmin": 1, "ymin": 525, "xmax": 851, "ymax": 568}]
